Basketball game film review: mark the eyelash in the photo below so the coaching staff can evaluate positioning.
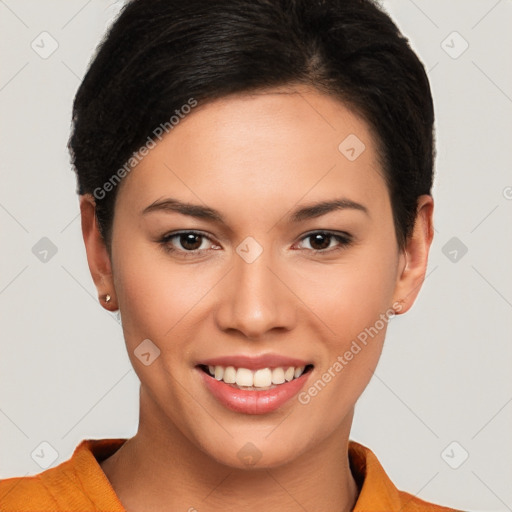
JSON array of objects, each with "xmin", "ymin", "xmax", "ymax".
[{"xmin": 158, "ymin": 230, "xmax": 353, "ymax": 258}]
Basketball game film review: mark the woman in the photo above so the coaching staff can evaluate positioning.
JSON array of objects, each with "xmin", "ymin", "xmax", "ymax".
[{"xmin": 0, "ymin": 0, "xmax": 464, "ymax": 510}]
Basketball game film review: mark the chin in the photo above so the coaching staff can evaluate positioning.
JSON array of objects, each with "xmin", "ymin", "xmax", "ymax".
[{"xmin": 194, "ymin": 426, "xmax": 313, "ymax": 471}]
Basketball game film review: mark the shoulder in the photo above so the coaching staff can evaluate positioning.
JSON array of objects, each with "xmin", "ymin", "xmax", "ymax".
[
  {"xmin": 396, "ymin": 489, "xmax": 465, "ymax": 512},
  {"xmin": 0, "ymin": 473, "xmax": 60, "ymax": 510},
  {"xmin": 0, "ymin": 438, "xmax": 127, "ymax": 511},
  {"xmin": 349, "ymin": 440, "xmax": 464, "ymax": 512}
]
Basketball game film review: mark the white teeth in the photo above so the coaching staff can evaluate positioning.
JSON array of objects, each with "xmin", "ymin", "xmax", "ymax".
[
  {"xmin": 204, "ymin": 364, "xmax": 310, "ymax": 389},
  {"xmin": 284, "ymin": 366, "xmax": 295, "ymax": 382},
  {"xmin": 235, "ymin": 368, "xmax": 253, "ymax": 387},
  {"xmin": 223, "ymin": 366, "xmax": 236, "ymax": 384},
  {"xmin": 271, "ymin": 367, "xmax": 285, "ymax": 385},
  {"xmin": 253, "ymin": 368, "xmax": 272, "ymax": 387}
]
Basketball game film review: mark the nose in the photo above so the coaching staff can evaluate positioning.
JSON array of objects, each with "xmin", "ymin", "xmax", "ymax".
[{"xmin": 214, "ymin": 243, "xmax": 297, "ymax": 340}]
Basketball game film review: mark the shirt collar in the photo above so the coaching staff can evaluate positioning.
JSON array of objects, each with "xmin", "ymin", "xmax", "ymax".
[
  {"xmin": 66, "ymin": 438, "xmax": 407, "ymax": 511},
  {"xmin": 348, "ymin": 440, "xmax": 404, "ymax": 510}
]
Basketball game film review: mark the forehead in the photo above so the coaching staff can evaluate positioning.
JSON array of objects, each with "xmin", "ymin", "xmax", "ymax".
[
  {"xmin": 167, "ymin": 86, "xmax": 374, "ymax": 158},
  {"xmin": 115, "ymin": 85, "xmax": 388, "ymax": 218}
]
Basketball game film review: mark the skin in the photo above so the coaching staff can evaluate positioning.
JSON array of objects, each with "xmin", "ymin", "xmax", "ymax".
[{"xmin": 80, "ymin": 84, "xmax": 434, "ymax": 512}]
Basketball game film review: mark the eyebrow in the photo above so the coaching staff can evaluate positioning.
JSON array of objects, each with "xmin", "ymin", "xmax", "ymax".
[{"xmin": 142, "ymin": 197, "xmax": 369, "ymax": 223}]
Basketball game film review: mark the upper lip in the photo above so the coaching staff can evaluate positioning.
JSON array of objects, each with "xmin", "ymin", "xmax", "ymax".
[{"xmin": 196, "ymin": 353, "xmax": 313, "ymax": 370}]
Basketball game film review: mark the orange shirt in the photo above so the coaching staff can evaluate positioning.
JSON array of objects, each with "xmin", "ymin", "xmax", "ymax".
[{"xmin": 0, "ymin": 438, "xmax": 462, "ymax": 511}]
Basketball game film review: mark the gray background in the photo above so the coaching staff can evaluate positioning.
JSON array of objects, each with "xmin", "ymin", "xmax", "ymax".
[{"xmin": 1, "ymin": 1, "xmax": 511, "ymax": 511}]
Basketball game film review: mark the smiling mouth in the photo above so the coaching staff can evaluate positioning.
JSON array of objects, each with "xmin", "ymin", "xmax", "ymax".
[{"xmin": 197, "ymin": 364, "xmax": 314, "ymax": 391}]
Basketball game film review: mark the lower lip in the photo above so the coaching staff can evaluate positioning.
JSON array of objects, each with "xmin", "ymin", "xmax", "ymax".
[{"xmin": 196, "ymin": 367, "xmax": 312, "ymax": 415}]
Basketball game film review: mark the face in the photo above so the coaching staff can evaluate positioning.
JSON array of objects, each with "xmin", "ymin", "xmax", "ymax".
[{"xmin": 82, "ymin": 85, "xmax": 432, "ymax": 470}]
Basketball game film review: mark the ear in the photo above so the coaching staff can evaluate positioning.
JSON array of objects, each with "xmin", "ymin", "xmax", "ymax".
[
  {"xmin": 392, "ymin": 194, "xmax": 434, "ymax": 315},
  {"xmin": 79, "ymin": 194, "xmax": 118, "ymax": 311}
]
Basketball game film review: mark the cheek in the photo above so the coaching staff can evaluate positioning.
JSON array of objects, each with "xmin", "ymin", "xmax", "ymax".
[
  {"xmin": 295, "ymin": 244, "xmax": 398, "ymax": 337},
  {"xmin": 112, "ymin": 241, "xmax": 175, "ymax": 341},
  {"xmin": 294, "ymin": 237, "xmax": 398, "ymax": 389},
  {"xmin": 294, "ymin": 252, "xmax": 397, "ymax": 423},
  {"xmin": 112, "ymin": 241, "xmax": 218, "ymax": 351}
]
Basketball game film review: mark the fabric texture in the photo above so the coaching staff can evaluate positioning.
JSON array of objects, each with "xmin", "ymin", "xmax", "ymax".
[{"xmin": 0, "ymin": 438, "xmax": 463, "ymax": 511}]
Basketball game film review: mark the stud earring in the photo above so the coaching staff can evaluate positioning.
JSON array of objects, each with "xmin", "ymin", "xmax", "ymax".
[{"xmin": 104, "ymin": 294, "xmax": 111, "ymax": 303}]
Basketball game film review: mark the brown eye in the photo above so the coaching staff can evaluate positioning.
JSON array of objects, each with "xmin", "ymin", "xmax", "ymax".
[
  {"xmin": 178, "ymin": 233, "xmax": 204, "ymax": 251},
  {"xmin": 298, "ymin": 231, "xmax": 352, "ymax": 253},
  {"xmin": 160, "ymin": 231, "xmax": 215, "ymax": 257},
  {"xmin": 308, "ymin": 233, "xmax": 333, "ymax": 251}
]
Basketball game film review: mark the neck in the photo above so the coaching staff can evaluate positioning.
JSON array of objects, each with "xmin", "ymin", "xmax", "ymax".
[{"xmin": 100, "ymin": 390, "xmax": 360, "ymax": 512}]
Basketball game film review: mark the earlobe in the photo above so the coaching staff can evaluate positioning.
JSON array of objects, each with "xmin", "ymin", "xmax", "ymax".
[
  {"xmin": 79, "ymin": 194, "xmax": 118, "ymax": 310},
  {"xmin": 392, "ymin": 195, "xmax": 434, "ymax": 315}
]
